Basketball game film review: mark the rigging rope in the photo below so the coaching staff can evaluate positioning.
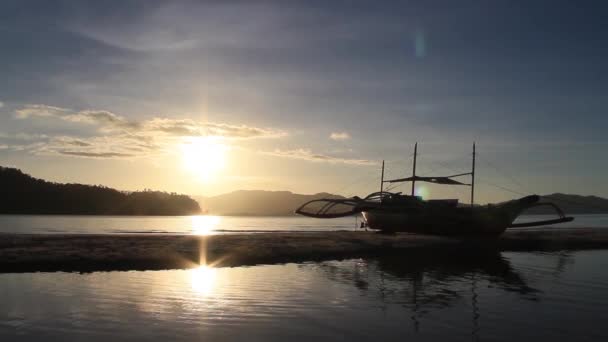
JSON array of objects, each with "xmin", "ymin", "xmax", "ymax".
[
  {"xmin": 476, "ymin": 153, "xmax": 529, "ymax": 194},
  {"xmin": 477, "ymin": 154, "xmax": 608, "ymax": 211},
  {"xmin": 326, "ymin": 147, "xmax": 604, "ymax": 211},
  {"xmin": 476, "ymin": 179, "xmax": 527, "ymax": 196},
  {"xmin": 340, "ymin": 153, "xmax": 417, "ymax": 197}
]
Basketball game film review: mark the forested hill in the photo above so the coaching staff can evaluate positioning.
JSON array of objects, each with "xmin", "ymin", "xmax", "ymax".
[
  {"xmin": 0, "ymin": 166, "xmax": 201, "ymax": 215},
  {"xmin": 196, "ymin": 190, "xmax": 608, "ymax": 216}
]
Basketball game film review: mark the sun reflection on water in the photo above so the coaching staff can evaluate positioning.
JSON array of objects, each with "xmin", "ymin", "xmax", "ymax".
[
  {"xmin": 191, "ymin": 215, "xmax": 220, "ymax": 235},
  {"xmin": 190, "ymin": 265, "xmax": 217, "ymax": 296}
]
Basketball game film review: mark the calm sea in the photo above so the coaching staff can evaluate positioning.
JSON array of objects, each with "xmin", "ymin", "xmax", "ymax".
[
  {"xmin": 0, "ymin": 214, "xmax": 606, "ymax": 234},
  {"xmin": 1, "ymin": 250, "xmax": 608, "ymax": 341},
  {"xmin": 2, "ymin": 215, "xmax": 607, "ymax": 340}
]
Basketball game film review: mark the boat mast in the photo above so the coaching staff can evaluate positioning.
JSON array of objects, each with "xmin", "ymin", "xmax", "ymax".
[
  {"xmin": 471, "ymin": 142, "xmax": 476, "ymax": 206},
  {"xmin": 411, "ymin": 142, "xmax": 418, "ymax": 196},
  {"xmin": 380, "ymin": 160, "xmax": 385, "ymax": 193}
]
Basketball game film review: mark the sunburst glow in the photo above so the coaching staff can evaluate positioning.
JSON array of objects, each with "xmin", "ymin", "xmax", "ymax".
[
  {"xmin": 190, "ymin": 265, "xmax": 217, "ymax": 296},
  {"xmin": 181, "ymin": 137, "xmax": 228, "ymax": 182},
  {"xmin": 191, "ymin": 215, "xmax": 220, "ymax": 235}
]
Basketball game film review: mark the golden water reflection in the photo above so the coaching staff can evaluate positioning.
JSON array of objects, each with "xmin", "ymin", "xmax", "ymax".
[
  {"xmin": 1, "ymin": 251, "xmax": 602, "ymax": 341},
  {"xmin": 190, "ymin": 265, "xmax": 217, "ymax": 296},
  {"xmin": 191, "ymin": 215, "xmax": 220, "ymax": 235}
]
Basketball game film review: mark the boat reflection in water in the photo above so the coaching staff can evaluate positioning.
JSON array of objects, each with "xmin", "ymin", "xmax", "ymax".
[{"xmin": 311, "ymin": 249, "xmax": 568, "ymax": 336}]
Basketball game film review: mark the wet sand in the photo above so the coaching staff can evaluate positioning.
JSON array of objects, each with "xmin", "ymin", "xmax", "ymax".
[{"xmin": 1, "ymin": 229, "xmax": 607, "ymax": 273}]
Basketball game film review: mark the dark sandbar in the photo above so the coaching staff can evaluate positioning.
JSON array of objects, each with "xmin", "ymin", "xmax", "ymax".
[{"xmin": 1, "ymin": 229, "xmax": 607, "ymax": 273}]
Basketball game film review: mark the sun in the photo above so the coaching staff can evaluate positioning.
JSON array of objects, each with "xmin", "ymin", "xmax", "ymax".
[{"xmin": 181, "ymin": 137, "xmax": 228, "ymax": 181}]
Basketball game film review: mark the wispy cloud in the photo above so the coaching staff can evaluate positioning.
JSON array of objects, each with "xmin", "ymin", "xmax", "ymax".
[
  {"xmin": 329, "ymin": 132, "xmax": 350, "ymax": 141},
  {"xmin": 58, "ymin": 151, "xmax": 135, "ymax": 158},
  {"xmin": 8, "ymin": 104, "xmax": 287, "ymax": 159},
  {"xmin": 15, "ymin": 104, "xmax": 69, "ymax": 119},
  {"xmin": 262, "ymin": 148, "xmax": 375, "ymax": 165},
  {"xmin": 15, "ymin": 104, "xmax": 285, "ymax": 139},
  {"xmin": 52, "ymin": 136, "xmax": 93, "ymax": 147},
  {"xmin": 0, "ymin": 133, "xmax": 49, "ymax": 141},
  {"xmin": 23, "ymin": 134, "xmax": 163, "ymax": 159},
  {"xmin": 143, "ymin": 118, "xmax": 285, "ymax": 139},
  {"xmin": 62, "ymin": 110, "xmax": 139, "ymax": 131}
]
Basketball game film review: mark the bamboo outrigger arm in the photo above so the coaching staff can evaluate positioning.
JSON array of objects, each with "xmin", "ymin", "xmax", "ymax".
[
  {"xmin": 508, "ymin": 202, "xmax": 574, "ymax": 228},
  {"xmin": 295, "ymin": 198, "xmax": 376, "ymax": 219}
]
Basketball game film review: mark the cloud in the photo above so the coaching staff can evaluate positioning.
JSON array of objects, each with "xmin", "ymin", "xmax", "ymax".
[
  {"xmin": 51, "ymin": 136, "xmax": 93, "ymax": 147},
  {"xmin": 0, "ymin": 133, "xmax": 49, "ymax": 141},
  {"xmin": 15, "ymin": 104, "xmax": 69, "ymax": 119},
  {"xmin": 0, "ymin": 101, "xmax": 4, "ymax": 109},
  {"xmin": 18, "ymin": 134, "xmax": 162, "ymax": 159},
  {"xmin": 15, "ymin": 104, "xmax": 285, "ymax": 139},
  {"xmin": 0, "ymin": 144, "xmax": 8, "ymax": 150},
  {"xmin": 330, "ymin": 132, "xmax": 350, "ymax": 141},
  {"xmin": 15, "ymin": 105, "xmax": 137, "ymax": 132},
  {"xmin": 143, "ymin": 118, "xmax": 285, "ymax": 139},
  {"xmin": 262, "ymin": 148, "xmax": 375, "ymax": 165},
  {"xmin": 58, "ymin": 151, "xmax": 135, "ymax": 158},
  {"xmin": 8, "ymin": 103, "xmax": 289, "ymax": 159},
  {"xmin": 63, "ymin": 110, "xmax": 139, "ymax": 131}
]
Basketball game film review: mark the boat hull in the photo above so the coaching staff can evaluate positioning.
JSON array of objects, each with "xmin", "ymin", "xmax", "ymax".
[
  {"xmin": 295, "ymin": 194, "xmax": 571, "ymax": 236},
  {"xmin": 362, "ymin": 195, "xmax": 540, "ymax": 236},
  {"xmin": 363, "ymin": 209, "xmax": 507, "ymax": 236}
]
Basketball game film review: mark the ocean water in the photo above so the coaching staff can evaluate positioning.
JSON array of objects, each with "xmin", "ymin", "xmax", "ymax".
[
  {"xmin": 0, "ymin": 214, "xmax": 605, "ymax": 234},
  {"xmin": 1, "ymin": 250, "xmax": 608, "ymax": 341}
]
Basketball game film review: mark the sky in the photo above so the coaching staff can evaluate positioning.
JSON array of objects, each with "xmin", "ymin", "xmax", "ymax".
[{"xmin": 1, "ymin": 0, "xmax": 607, "ymax": 203}]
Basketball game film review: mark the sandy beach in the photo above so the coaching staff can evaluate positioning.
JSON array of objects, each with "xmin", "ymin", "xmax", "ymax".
[{"xmin": 1, "ymin": 228, "xmax": 608, "ymax": 273}]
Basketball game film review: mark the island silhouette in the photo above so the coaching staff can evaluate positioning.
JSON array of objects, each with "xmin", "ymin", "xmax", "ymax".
[{"xmin": 0, "ymin": 166, "xmax": 200, "ymax": 215}]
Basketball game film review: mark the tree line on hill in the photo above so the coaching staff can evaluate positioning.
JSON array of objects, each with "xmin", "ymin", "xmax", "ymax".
[{"xmin": 0, "ymin": 166, "xmax": 201, "ymax": 215}]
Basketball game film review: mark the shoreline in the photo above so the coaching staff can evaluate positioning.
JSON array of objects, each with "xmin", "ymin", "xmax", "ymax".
[{"xmin": 1, "ymin": 229, "xmax": 608, "ymax": 273}]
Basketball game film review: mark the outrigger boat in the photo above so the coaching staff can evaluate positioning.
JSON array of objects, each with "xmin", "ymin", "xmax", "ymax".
[{"xmin": 296, "ymin": 143, "xmax": 573, "ymax": 236}]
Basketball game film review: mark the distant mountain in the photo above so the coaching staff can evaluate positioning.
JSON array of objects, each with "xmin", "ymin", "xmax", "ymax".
[
  {"xmin": 0, "ymin": 166, "xmax": 201, "ymax": 215},
  {"xmin": 196, "ymin": 190, "xmax": 345, "ymax": 216},
  {"xmin": 526, "ymin": 193, "xmax": 608, "ymax": 215},
  {"xmin": 197, "ymin": 190, "xmax": 608, "ymax": 216}
]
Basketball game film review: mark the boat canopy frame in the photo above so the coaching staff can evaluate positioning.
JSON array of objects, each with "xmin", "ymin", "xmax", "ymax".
[
  {"xmin": 381, "ymin": 143, "xmax": 476, "ymax": 205},
  {"xmin": 384, "ymin": 174, "xmax": 472, "ymax": 186}
]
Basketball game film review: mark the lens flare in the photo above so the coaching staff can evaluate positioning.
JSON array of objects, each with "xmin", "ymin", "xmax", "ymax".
[{"xmin": 415, "ymin": 185, "xmax": 429, "ymax": 199}]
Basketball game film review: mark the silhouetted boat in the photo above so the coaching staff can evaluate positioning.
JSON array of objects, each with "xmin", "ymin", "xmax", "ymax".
[{"xmin": 296, "ymin": 143, "xmax": 573, "ymax": 236}]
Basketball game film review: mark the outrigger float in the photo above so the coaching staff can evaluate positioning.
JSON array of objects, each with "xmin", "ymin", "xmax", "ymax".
[{"xmin": 296, "ymin": 143, "xmax": 573, "ymax": 236}]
